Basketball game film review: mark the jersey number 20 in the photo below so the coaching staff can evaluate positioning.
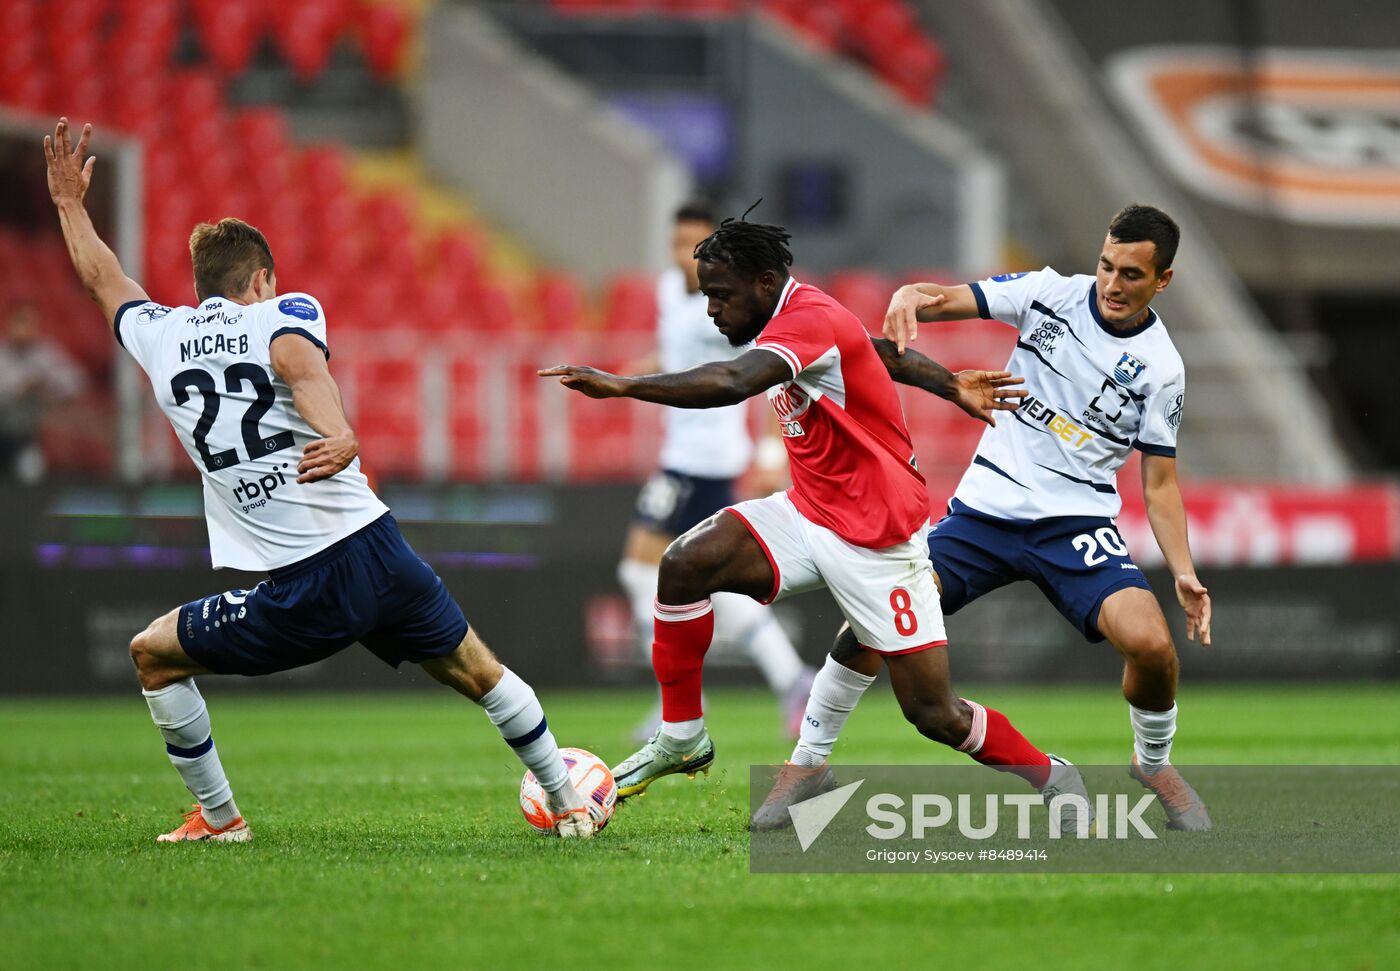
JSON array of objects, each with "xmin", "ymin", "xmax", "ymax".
[
  {"xmin": 171, "ymin": 364, "xmax": 294, "ymax": 472},
  {"xmin": 1071, "ymin": 527, "xmax": 1130, "ymax": 567}
]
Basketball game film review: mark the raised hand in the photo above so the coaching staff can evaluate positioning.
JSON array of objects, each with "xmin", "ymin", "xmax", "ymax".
[
  {"xmin": 950, "ymin": 370, "xmax": 1026, "ymax": 426},
  {"xmin": 538, "ymin": 365, "xmax": 631, "ymax": 399},
  {"xmin": 44, "ymin": 118, "xmax": 95, "ymax": 207},
  {"xmin": 883, "ymin": 285, "xmax": 945, "ymax": 355},
  {"xmin": 1174, "ymin": 573, "xmax": 1212, "ymax": 646}
]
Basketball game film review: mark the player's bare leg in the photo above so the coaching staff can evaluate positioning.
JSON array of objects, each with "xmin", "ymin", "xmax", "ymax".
[
  {"xmin": 884, "ymin": 646, "xmax": 1094, "ymax": 835},
  {"xmin": 759, "ymin": 573, "xmax": 1094, "ymax": 834},
  {"xmin": 612, "ymin": 511, "xmax": 775, "ymax": 798},
  {"xmin": 1098, "ymin": 587, "xmax": 1211, "ymax": 830},
  {"xmin": 619, "ymin": 522, "xmax": 812, "ymax": 741},
  {"xmin": 422, "ymin": 630, "xmax": 594, "ymax": 837},
  {"xmin": 784, "ymin": 572, "xmax": 939, "ymax": 772},
  {"xmin": 619, "ymin": 523, "xmax": 691, "ymax": 741},
  {"xmin": 129, "ymin": 610, "xmax": 249, "ymax": 843}
]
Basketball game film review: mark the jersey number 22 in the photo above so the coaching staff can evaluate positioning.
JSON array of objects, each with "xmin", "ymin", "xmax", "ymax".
[{"xmin": 171, "ymin": 364, "xmax": 294, "ymax": 471}]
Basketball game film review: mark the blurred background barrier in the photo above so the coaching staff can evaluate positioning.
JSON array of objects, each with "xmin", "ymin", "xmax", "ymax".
[{"xmin": 2, "ymin": 482, "xmax": 1396, "ymax": 694}]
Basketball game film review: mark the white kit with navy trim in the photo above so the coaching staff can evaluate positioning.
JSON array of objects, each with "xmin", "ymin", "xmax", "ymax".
[
  {"xmin": 955, "ymin": 268, "xmax": 1186, "ymax": 522},
  {"xmin": 114, "ymin": 292, "xmax": 387, "ymax": 571},
  {"xmin": 655, "ymin": 266, "xmax": 753, "ymax": 479}
]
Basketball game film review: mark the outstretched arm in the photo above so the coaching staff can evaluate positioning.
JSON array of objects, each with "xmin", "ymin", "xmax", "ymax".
[
  {"xmin": 1141, "ymin": 453, "xmax": 1211, "ymax": 645},
  {"xmin": 44, "ymin": 119, "xmax": 147, "ymax": 328},
  {"xmin": 872, "ymin": 337, "xmax": 1026, "ymax": 426},
  {"xmin": 269, "ymin": 334, "xmax": 359, "ymax": 483},
  {"xmin": 539, "ymin": 348, "xmax": 791, "ymax": 409},
  {"xmin": 883, "ymin": 283, "xmax": 981, "ymax": 353}
]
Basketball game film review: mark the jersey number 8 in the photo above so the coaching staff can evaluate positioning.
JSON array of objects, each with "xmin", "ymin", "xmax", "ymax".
[{"xmin": 171, "ymin": 364, "xmax": 294, "ymax": 472}]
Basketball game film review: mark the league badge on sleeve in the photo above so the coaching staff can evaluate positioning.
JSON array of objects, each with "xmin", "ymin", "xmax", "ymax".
[
  {"xmin": 1113, "ymin": 352, "xmax": 1148, "ymax": 385},
  {"xmin": 278, "ymin": 296, "xmax": 319, "ymax": 321},
  {"xmin": 1164, "ymin": 390, "xmax": 1185, "ymax": 430},
  {"xmin": 990, "ymin": 272, "xmax": 1030, "ymax": 282}
]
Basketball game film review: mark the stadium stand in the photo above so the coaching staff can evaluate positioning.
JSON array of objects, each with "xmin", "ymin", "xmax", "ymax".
[
  {"xmin": 1, "ymin": 0, "xmax": 995, "ymax": 485},
  {"xmin": 546, "ymin": 0, "xmax": 945, "ymax": 106}
]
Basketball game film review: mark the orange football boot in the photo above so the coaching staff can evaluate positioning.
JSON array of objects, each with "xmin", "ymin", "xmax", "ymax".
[{"xmin": 156, "ymin": 805, "xmax": 252, "ymax": 843}]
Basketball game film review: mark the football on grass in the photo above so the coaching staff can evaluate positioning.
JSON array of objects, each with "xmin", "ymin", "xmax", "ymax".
[{"xmin": 520, "ymin": 747, "xmax": 617, "ymax": 834}]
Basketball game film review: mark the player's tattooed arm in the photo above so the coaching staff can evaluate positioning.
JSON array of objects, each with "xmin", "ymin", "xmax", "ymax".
[
  {"xmin": 44, "ymin": 119, "xmax": 148, "ymax": 330},
  {"xmin": 871, "ymin": 338, "xmax": 1026, "ymax": 426},
  {"xmin": 540, "ymin": 349, "xmax": 791, "ymax": 408},
  {"xmin": 270, "ymin": 334, "xmax": 360, "ymax": 483},
  {"xmin": 1142, "ymin": 453, "xmax": 1212, "ymax": 645}
]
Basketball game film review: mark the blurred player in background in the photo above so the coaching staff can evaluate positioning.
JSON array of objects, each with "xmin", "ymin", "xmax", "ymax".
[
  {"xmin": 544, "ymin": 214, "xmax": 1096, "ymax": 833},
  {"xmin": 46, "ymin": 119, "xmax": 599, "ymax": 841},
  {"xmin": 0, "ymin": 300, "xmax": 85, "ymax": 482},
  {"xmin": 619, "ymin": 200, "xmax": 814, "ymax": 741},
  {"xmin": 762, "ymin": 205, "xmax": 1212, "ymax": 831}
]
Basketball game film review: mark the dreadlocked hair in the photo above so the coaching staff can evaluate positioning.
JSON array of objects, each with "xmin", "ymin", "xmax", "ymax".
[{"xmin": 693, "ymin": 217, "xmax": 794, "ymax": 278}]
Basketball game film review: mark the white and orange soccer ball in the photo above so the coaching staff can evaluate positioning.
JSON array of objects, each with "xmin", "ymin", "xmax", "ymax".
[{"xmin": 520, "ymin": 747, "xmax": 617, "ymax": 835}]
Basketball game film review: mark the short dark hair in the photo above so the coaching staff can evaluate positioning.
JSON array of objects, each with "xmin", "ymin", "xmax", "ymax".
[
  {"xmin": 675, "ymin": 199, "xmax": 715, "ymax": 225},
  {"xmin": 189, "ymin": 218, "xmax": 275, "ymax": 302},
  {"xmin": 1107, "ymin": 204, "xmax": 1180, "ymax": 273},
  {"xmin": 693, "ymin": 216, "xmax": 793, "ymax": 279}
]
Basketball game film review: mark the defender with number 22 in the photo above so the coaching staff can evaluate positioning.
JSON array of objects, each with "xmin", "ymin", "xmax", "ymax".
[{"xmin": 46, "ymin": 118, "xmax": 601, "ymax": 842}]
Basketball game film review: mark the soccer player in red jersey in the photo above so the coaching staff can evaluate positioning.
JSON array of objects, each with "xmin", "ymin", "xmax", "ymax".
[{"xmin": 542, "ymin": 215, "xmax": 1095, "ymax": 830}]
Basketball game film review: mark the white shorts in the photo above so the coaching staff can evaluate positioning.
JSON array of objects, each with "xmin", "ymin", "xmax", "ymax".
[{"xmin": 725, "ymin": 491, "xmax": 947, "ymax": 655}]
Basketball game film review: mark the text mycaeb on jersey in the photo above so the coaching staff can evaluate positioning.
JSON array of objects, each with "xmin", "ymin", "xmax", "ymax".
[{"xmin": 115, "ymin": 293, "xmax": 386, "ymax": 571}]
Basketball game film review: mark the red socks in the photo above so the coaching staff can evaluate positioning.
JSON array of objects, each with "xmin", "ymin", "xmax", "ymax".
[
  {"xmin": 957, "ymin": 698, "xmax": 1052, "ymax": 789},
  {"xmin": 651, "ymin": 599, "xmax": 715, "ymax": 722}
]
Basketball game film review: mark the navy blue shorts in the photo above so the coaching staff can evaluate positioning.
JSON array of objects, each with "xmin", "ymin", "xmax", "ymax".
[
  {"xmin": 927, "ymin": 499, "xmax": 1152, "ymax": 643},
  {"xmin": 177, "ymin": 513, "xmax": 469, "ymax": 676},
  {"xmin": 632, "ymin": 469, "xmax": 737, "ymax": 536}
]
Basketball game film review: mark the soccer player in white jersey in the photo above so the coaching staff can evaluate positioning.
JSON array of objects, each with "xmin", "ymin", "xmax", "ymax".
[
  {"xmin": 756, "ymin": 204, "xmax": 1213, "ymax": 831},
  {"xmin": 619, "ymin": 201, "xmax": 814, "ymax": 740},
  {"xmin": 45, "ymin": 118, "xmax": 600, "ymax": 841}
]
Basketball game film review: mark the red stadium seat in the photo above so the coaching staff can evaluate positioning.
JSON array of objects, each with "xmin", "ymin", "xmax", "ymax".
[
  {"xmin": 535, "ymin": 270, "xmax": 591, "ymax": 334},
  {"xmin": 447, "ymin": 356, "xmax": 489, "ymax": 480},
  {"xmin": 880, "ymin": 33, "xmax": 944, "ymax": 107},
  {"xmin": 343, "ymin": 357, "xmax": 423, "ymax": 479},
  {"xmin": 432, "ymin": 229, "xmax": 488, "ymax": 293},
  {"xmin": 850, "ymin": 0, "xmax": 917, "ymax": 60},
  {"xmin": 276, "ymin": 0, "xmax": 353, "ymax": 80},
  {"xmin": 601, "ymin": 273, "xmax": 658, "ymax": 333},
  {"xmin": 356, "ymin": 2, "xmax": 412, "ymax": 79},
  {"xmin": 191, "ymin": 0, "xmax": 266, "ymax": 74},
  {"xmin": 827, "ymin": 270, "xmax": 894, "ymax": 334}
]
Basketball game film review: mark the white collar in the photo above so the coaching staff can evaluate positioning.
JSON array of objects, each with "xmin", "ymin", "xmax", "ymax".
[{"xmin": 770, "ymin": 276, "xmax": 802, "ymax": 319}]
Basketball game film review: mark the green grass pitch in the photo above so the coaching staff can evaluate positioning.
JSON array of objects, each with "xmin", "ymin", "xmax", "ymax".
[{"xmin": 2, "ymin": 683, "xmax": 1397, "ymax": 971}]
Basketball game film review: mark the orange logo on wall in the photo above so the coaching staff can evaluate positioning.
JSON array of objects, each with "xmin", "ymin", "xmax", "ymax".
[{"xmin": 1109, "ymin": 47, "xmax": 1400, "ymax": 224}]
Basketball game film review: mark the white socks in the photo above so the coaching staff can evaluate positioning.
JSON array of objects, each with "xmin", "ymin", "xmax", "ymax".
[
  {"xmin": 618, "ymin": 558, "xmax": 660, "ymax": 649},
  {"xmin": 479, "ymin": 667, "xmax": 571, "ymax": 795},
  {"xmin": 660, "ymin": 717, "xmax": 704, "ymax": 743},
  {"xmin": 143, "ymin": 678, "xmax": 239, "ymax": 826},
  {"xmin": 711, "ymin": 592, "xmax": 805, "ymax": 696},
  {"xmin": 1130, "ymin": 702, "xmax": 1178, "ymax": 769},
  {"xmin": 791, "ymin": 656, "xmax": 876, "ymax": 767}
]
